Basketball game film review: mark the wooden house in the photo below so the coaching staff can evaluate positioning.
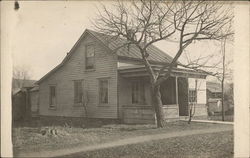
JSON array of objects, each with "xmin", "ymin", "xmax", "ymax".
[
  {"xmin": 12, "ymin": 79, "xmax": 38, "ymax": 121},
  {"xmin": 35, "ymin": 29, "xmax": 208, "ymax": 124}
]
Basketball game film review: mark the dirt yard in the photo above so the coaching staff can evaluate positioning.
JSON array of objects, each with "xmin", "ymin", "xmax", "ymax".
[
  {"xmin": 61, "ymin": 131, "xmax": 233, "ymax": 158},
  {"xmin": 12, "ymin": 121, "xmax": 233, "ymax": 157}
]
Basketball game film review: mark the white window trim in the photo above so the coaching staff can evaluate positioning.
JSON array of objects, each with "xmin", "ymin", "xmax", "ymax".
[
  {"xmin": 85, "ymin": 44, "xmax": 95, "ymax": 70},
  {"xmin": 73, "ymin": 79, "xmax": 84, "ymax": 106},
  {"xmin": 98, "ymin": 77, "xmax": 110, "ymax": 106},
  {"xmin": 49, "ymin": 85, "xmax": 57, "ymax": 110}
]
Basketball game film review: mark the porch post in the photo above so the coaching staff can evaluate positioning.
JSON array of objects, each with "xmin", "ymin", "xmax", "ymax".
[{"xmin": 175, "ymin": 76, "xmax": 179, "ymax": 116}]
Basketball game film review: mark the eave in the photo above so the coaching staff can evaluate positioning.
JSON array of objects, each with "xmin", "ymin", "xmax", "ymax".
[{"xmin": 118, "ymin": 65, "xmax": 207, "ymax": 79}]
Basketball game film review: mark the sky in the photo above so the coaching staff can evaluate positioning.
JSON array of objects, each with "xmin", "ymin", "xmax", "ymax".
[{"xmin": 2, "ymin": 1, "xmax": 233, "ymax": 81}]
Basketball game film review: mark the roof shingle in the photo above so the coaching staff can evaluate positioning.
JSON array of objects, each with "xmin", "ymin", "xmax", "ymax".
[{"xmin": 87, "ymin": 29, "xmax": 175, "ymax": 64}]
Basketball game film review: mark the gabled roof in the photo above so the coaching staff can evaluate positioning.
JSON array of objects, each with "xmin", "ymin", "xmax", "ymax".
[
  {"xmin": 37, "ymin": 29, "xmax": 176, "ymax": 84},
  {"xmin": 12, "ymin": 79, "xmax": 38, "ymax": 95},
  {"xmin": 87, "ymin": 30, "xmax": 174, "ymax": 64},
  {"xmin": 30, "ymin": 86, "xmax": 39, "ymax": 92},
  {"xmin": 12, "ymin": 88, "xmax": 22, "ymax": 95},
  {"xmin": 12, "ymin": 78, "xmax": 37, "ymax": 89},
  {"xmin": 12, "ymin": 78, "xmax": 37, "ymax": 94}
]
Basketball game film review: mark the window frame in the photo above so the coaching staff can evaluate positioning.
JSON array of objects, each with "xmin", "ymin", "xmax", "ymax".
[
  {"xmin": 188, "ymin": 89, "xmax": 197, "ymax": 103},
  {"xmin": 131, "ymin": 80, "xmax": 146, "ymax": 105},
  {"xmin": 85, "ymin": 44, "xmax": 95, "ymax": 70},
  {"xmin": 74, "ymin": 80, "xmax": 84, "ymax": 104},
  {"xmin": 49, "ymin": 85, "xmax": 56, "ymax": 109},
  {"xmin": 98, "ymin": 78, "xmax": 109, "ymax": 105}
]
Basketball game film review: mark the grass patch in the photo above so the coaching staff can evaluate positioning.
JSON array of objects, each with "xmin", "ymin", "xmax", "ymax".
[
  {"xmin": 208, "ymin": 115, "xmax": 234, "ymax": 122},
  {"xmin": 62, "ymin": 131, "xmax": 233, "ymax": 158},
  {"xmin": 12, "ymin": 121, "xmax": 233, "ymax": 156}
]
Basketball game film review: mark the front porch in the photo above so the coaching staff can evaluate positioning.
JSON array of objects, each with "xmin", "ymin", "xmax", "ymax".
[
  {"xmin": 118, "ymin": 65, "xmax": 207, "ymax": 124},
  {"xmin": 122, "ymin": 105, "xmax": 179, "ymax": 124}
]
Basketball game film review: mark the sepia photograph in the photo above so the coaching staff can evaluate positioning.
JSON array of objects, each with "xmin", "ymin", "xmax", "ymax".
[{"xmin": 1, "ymin": 0, "xmax": 249, "ymax": 157}]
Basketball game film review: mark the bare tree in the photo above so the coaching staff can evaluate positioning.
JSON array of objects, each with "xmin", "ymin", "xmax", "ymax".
[
  {"xmin": 94, "ymin": 0, "xmax": 233, "ymax": 127},
  {"xmin": 83, "ymin": 90, "xmax": 89, "ymax": 118},
  {"xmin": 221, "ymin": 37, "xmax": 226, "ymax": 121},
  {"xmin": 218, "ymin": 36, "xmax": 233, "ymax": 121},
  {"xmin": 182, "ymin": 19, "xmax": 233, "ymax": 123},
  {"xmin": 13, "ymin": 65, "xmax": 32, "ymax": 89}
]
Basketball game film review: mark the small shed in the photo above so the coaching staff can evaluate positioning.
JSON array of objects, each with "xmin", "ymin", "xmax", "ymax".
[
  {"xmin": 12, "ymin": 89, "xmax": 26, "ymax": 121},
  {"xmin": 12, "ymin": 80, "xmax": 39, "ymax": 121}
]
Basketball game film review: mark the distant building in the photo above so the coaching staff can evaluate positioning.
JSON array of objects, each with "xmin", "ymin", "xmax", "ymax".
[
  {"xmin": 12, "ymin": 79, "xmax": 38, "ymax": 121},
  {"xmin": 206, "ymin": 81, "xmax": 222, "ymax": 99},
  {"xmin": 207, "ymin": 81, "xmax": 224, "ymax": 114},
  {"xmin": 12, "ymin": 78, "xmax": 37, "ymax": 93}
]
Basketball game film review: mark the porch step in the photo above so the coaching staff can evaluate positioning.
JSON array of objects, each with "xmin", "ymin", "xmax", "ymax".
[{"xmin": 179, "ymin": 116, "xmax": 189, "ymax": 120}]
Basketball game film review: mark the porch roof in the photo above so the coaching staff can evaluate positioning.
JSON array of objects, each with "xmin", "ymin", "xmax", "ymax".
[{"xmin": 118, "ymin": 65, "xmax": 207, "ymax": 79}]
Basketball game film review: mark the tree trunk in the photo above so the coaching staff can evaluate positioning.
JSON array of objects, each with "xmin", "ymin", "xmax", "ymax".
[
  {"xmin": 221, "ymin": 78, "xmax": 225, "ymax": 121},
  {"xmin": 221, "ymin": 37, "xmax": 226, "ymax": 121},
  {"xmin": 188, "ymin": 79, "xmax": 197, "ymax": 124},
  {"xmin": 151, "ymin": 85, "xmax": 165, "ymax": 128}
]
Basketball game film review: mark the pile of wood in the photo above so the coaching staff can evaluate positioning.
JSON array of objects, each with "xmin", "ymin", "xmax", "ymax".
[{"xmin": 40, "ymin": 127, "xmax": 57, "ymax": 136}]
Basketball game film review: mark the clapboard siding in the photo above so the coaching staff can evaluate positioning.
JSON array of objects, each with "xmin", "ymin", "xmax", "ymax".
[
  {"xmin": 122, "ymin": 105, "xmax": 179, "ymax": 124},
  {"xmin": 30, "ymin": 91, "xmax": 39, "ymax": 113},
  {"xmin": 192, "ymin": 104, "xmax": 208, "ymax": 116},
  {"xmin": 188, "ymin": 78, "xmax": 207, "ymax": 116},
  {"xmin": 188, "ymin": 78, "xmax": 207, "ymax": 104},
  {"xmin": 122, "ymin": 106, "xmax": 156, "ymax": 124},
  {"xmin": 39, "ymin": 33, "xmax": 118, "ymax": 118}
]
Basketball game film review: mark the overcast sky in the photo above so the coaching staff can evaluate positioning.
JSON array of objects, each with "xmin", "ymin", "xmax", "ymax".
[{"xmin": 2, "ymin": 1, "xmax": 233, "ymax": 80}]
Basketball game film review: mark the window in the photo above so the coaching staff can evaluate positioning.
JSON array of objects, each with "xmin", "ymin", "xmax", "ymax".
[
  {"xmin": 86, "ymin": 45, "xmax": 95, "ymax": 69},
  {"xmin": 49, "ymin": 86, "xmax": 56, "ymax": 107},
  {"xmin": 132, "ymin": 81, "xmax": 145, "ymax": 104},
  {"xmin": 74, "ymin": 80, "xmax": 83, "ymax": 103},
  {"xmin": 189, "ymin": 90, "xmax": 197, "ymax": 103},
  {"xmin": 99, "ymin": 79, "xmax": 108, "ymax": 104}
]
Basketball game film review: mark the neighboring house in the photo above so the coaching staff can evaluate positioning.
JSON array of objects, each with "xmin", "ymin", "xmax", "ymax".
[
  {"xmin": 12, "ymin": 78, "xmax": 38, "ymax": 121},
  {"xmin": 206, "ymin": 81, "xmax": 223, "ymax": 114},
  {"xmin": 12, "ymin": 78, "xmax": 37, "ymax": 94},
  {"xmin": 206, "ymin": 81, "xmax": 222, "ymax": 99},
  {"xmin": 206, "ymin": 81, "xmax": 234, "ymax": 115},
  {"xmin": 35, "ymin": 29, "xmax": 208, "ymax": 124},
  {"xmin": 12, "ymin": 88, "xmax": 27, "ymax": 121}
]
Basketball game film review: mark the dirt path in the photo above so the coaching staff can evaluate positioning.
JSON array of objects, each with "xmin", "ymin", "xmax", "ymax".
[{"xmin": 17, "ymin": 126, "xmax": 232, "ymax": 158}]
